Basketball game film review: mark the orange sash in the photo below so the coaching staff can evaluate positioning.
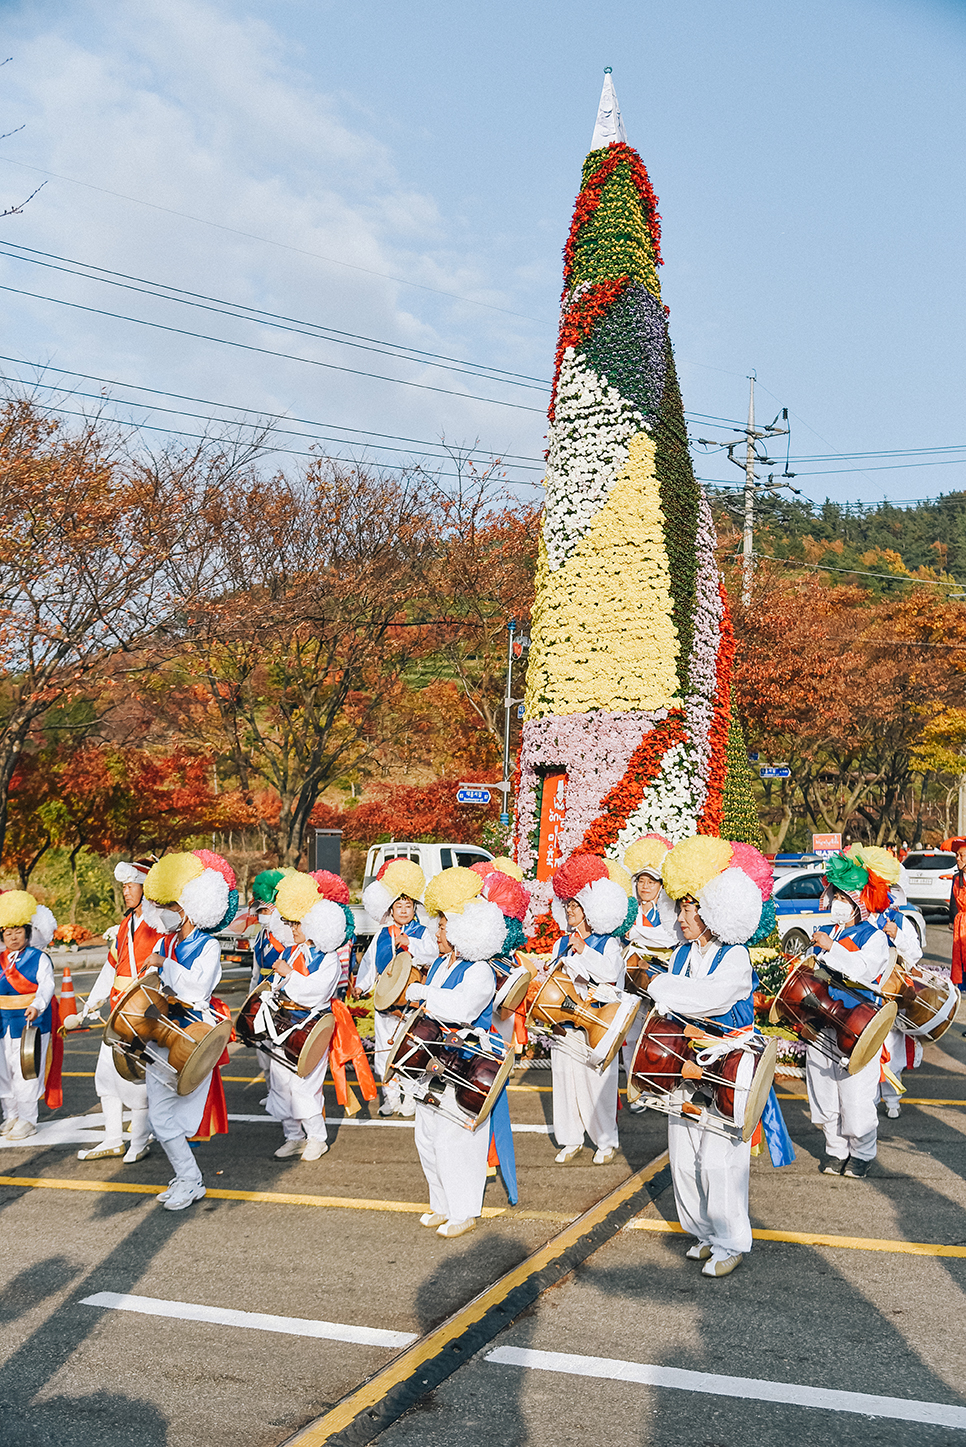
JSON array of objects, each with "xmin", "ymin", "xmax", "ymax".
[{"xmin": 328, "ymin": 998, "xmax": 377, "ymax": 1115}]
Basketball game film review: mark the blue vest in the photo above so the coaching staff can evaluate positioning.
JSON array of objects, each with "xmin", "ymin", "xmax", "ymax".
[
  {"xmin": 553, "ymin": 932, "xmax": 612, "ymax": 964},
  {"xmin": 668, "ymin": 943, "xmax": 755, "ymax": 1029},
  {"xmin": 161, "ymin": 930, "xmax": 217, "ymax": 1025},
  {"xmin": 375, "ymin": 920, "xmax": 429, "ymax": 976},
  {"xmin": 253, "ymin": 929, "xmax": 286, "ymax": 985},
  {"xmin": 0, "ymin": 947, "xmax": 53, "ymax": 1037},
  {"xmin": 811, "ymin": 919, "xmax": 880, "ymax": 1005},
  {"xmin": 426, "ymin": 954, "xmax": 495, "ymax": 1032}
]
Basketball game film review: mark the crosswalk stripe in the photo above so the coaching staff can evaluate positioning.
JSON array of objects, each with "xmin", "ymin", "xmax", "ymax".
[{"xmin": 81, "ymin": 1292, "xmax": 416, "ymax": 1348}]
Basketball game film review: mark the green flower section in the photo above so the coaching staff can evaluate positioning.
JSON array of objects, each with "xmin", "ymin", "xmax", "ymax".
[
  {"xmin": 653, "ymin": 345, "xmax": 700, "ymax": 692},
  {"xmin": 570, "ymin": 154, "xmax": 661, "ymax": 298},
  {"xmin": 721, "ymin": 706, "xmax": 766, "ymax": 850},
  {"xmin": 581, "ymin": 283, "xmax": 668, "ymax": 429}
]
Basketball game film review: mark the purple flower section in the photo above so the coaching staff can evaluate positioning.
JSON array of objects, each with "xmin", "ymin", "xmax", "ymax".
[
  {"xmin": 686, "ymin": 491, "xmax": 725, "ymax": 815},
  {"xmin": 516, "ymin": 707, "xmax": 669, "ymax": 882},
  {"xmin": 582, "ymin": 283, "xmax": 668, "ymax": 429}
]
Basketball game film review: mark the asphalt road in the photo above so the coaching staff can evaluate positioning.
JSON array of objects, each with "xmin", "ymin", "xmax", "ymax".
[{"xmin": 1, "ymin": 922, "xmax": 964, "ymax": 1446}]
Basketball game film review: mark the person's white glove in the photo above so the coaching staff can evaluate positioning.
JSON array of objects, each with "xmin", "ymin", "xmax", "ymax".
[{"xmin": 405, "ymin": 984, "xmax": 427, "ymax": 1004}]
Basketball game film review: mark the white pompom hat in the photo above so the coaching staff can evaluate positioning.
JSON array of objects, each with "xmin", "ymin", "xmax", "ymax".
[{"xmin": 444, "ymin": 897, "xmax": 508, "ymax": 962}]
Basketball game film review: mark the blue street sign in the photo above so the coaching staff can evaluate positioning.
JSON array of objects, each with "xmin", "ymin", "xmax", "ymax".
[
  {"xmin": 747, "ymin": 751, "xmax": 760, "ymax": 762},
  {"xmin": 517, "ymin": 703, "xmax": 525, "ymax": 719},
  {"xmin": 457, "ymin": 787, "xmax": 491, "ymax": 805},
  {"xmin": 759, "ymin": 766, "xmax": 791, "ymax": 779}
]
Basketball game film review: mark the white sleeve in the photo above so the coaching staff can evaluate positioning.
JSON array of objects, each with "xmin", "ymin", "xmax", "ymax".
[
  {"xmin": 649, "ymin": 945, "xmax": 752, "ymax": 1018},
  {"xmin": 564, "ymin": 936, "xmax": 623, "ymax": 987},
  {"xmin": 283, "ymin": 952, "xmax": 342, "ymax": 1008},
  {"xmin": 421, "ymin": 961, "xmax": 495, "ymax": 1025},
  {"xmin": 894, "ymin": 919, "xmax": 923, "ymax": 968},
  {"xmin": 34, "ymin": 953, "xmax": 55, "ymax": 1015},
  {"xmin": 407, "ymin": 928, "xmax": 440, "ymax": 967},
  {"xmin": 85, "ymin": 959, "xmax": 116, "ymax": 1011},
  {"xmin": 627, "ymin": 916, "xmax": 681, "ymax": 950},
  {"xmin": 822, "ymin": 929, "xmax": 890, "ymax": 987},
  {"xmin": 163, "ymin": 937, "xmax": 222, "ymax": 1005},
  {"xmin": 354, "ymin": 935, "xmax": 379, "ymax": 995}
]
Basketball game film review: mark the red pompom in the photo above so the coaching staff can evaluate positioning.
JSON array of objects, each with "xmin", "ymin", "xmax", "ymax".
[
  {"xmin": 861, "ymin": 873, "xmax": 891, "ymax": 916},
  {"xmin": 311, "ymin": 869, "xmax": 350, "ymax": 905},
  {"xmin": 192, "ymin": 849, "xmax": 237, "ymax": 891},
  {"xmin": 552, "ymin": 852, "xmax": 608, "ymax": 901},
  {"xmin": 483, "ymin": 871, "xmax": 531, "ymax": 921},
  {"xmin": 470, "ymin": 860, "xmax": 492, "ymax": 879}
]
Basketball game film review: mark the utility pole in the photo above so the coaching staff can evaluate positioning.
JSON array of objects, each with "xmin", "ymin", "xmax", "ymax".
[{"xmin": 741, "ymin": 377, "xmax": 757, "ymax": 607}]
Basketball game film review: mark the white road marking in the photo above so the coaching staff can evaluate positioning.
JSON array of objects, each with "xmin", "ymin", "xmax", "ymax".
[
  {"xmin": 81, "ymin": 1292, "xmax": 417, "ymax": 1348},
  {"xmin": 226, "ymin": 1113, "xmax": 552, "ymax": 1133},
  {"xmin": 485, "ymin": 1346, "xmax": 966, "ymax": 1429}
]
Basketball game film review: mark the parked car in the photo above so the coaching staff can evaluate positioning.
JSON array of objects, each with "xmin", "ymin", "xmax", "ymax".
[
  {"xmin": 899, "ymin": 850, "xmax": 957, "ymax": 912},
  {"xmin": 771, "ymin": 866, "xmax": 927, "ymax": 956},
  {"xmin": 350, "ymin": 841, "xmax": 495, "ymax": 950},
  {"xmin": 772, "ymin": 852, "xmax": 826, "ymax": 874}
]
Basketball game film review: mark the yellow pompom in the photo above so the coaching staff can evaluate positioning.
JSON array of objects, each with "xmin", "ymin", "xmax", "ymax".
[
  {"xmin": 381, "ymin": 859, "xmax": 426, "ymax": 902},
  {"xmin": 662, "ymin": 836, "xmax": 734, "ymax": 900},
  {"xmin": 488, "ymin": 856, "xmax": 524, "ymax": 882},
  {"xmin": 606, "ymin": 860, "xmax": 634, "ymax": 895},
  {"xmin": 854, "ymin": 845, "xmax": 902, "ymax": 886},
  {"xmin": 424, "ymin": 867, "xmax": 483, "ymax": 917},
  {"xmin": 623, "ymin": 836, "xmax": 670, "ymax": 878},
  {"xmin": 275, "ymin": 872, "xmax": 324, "ymax": 923},
  {"xmin": 0, "ymin": 890, "xmax": 39, "ymax": 928},
  {"xmin": 144, "ymin": 853, "xmax": 204, "ymax": 905}
]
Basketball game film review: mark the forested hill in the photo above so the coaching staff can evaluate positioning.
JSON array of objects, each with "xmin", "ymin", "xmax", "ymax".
[{"xmin": 710, "ymin": 488, "xmax": 966, "ymax": 585}]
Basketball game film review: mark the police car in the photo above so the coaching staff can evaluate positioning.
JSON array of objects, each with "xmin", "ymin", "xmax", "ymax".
[{"xmin": 771, "ymin": 867, "xmax": 927, "ymax": 955}]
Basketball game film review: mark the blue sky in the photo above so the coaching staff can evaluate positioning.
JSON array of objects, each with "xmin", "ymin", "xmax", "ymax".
[{"xmin": 0, "ymin": 0, "xmax": 963, "ymax": 508}]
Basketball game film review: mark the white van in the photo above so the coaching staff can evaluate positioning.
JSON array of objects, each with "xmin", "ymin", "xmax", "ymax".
[{"xmin": 899, "ymin": 850, "xmax": 957, "ymax": 911}]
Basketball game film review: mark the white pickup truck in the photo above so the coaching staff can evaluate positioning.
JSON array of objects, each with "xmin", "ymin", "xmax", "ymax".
[{"xmin": 349, "ymin": 840, "xmax": 494, "ymax": 949}]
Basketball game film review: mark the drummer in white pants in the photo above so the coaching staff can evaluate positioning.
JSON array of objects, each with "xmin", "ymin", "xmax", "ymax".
[
  {"xmin": 871, "ymin": 894, "xmax": 923, "ymax": 1119},
  {"xmin": 547, "ymin": 855, "xmax": 631, "ymax": 1167},
  {"xmin": 267, "ymin": 870, "xmax": 352, "ymax": 1161},
  {"xmin": 142, "ymin": 852, "xmax": 235, "ymax": 1212},
  {"xmin": 357, "ymin": 859, "xmax": 435, "ymax": 1118},
  {"xmin": 0, "ymin": 894, "xmax": 58, "ymax": 1140},
  {"xmin": 650, "ymin": 841, "xmax": 768, "ymax": 1279},
  {"xmin": 404, "ymin": 875, "xmax": 506, "ymax": 1238},
  {"xmin": 77, "ymin": 860, "xmax": 175, "ymax": 1163},
  {"xmin": 621, "ymin": 835, "xmax": 682, "ymax": 1106},
  {"xmin": 805, "ymin": 865, "xmax": 890, "ymax": 1179}
]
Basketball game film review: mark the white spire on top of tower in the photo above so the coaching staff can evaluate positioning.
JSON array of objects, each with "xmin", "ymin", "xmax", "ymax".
[{"xmin": 591, "ymin": 67, "xmax": 627, "ymax": 149}]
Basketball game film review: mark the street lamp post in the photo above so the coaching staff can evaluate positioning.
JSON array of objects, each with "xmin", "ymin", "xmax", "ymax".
[{"xmin": 499, "ymin": 619, "xmax": 517, "ymax": 828}]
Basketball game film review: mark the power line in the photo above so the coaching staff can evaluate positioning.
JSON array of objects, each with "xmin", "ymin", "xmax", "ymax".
[{"xmin": 752, "ymin": 551, "xmax": 959, "ymax": 588}]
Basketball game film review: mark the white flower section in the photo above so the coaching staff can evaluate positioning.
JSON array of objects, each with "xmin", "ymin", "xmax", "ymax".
[
  {"xmin": 611, "ymin": 741, "xmax": 701, "ymax": 854},
  {"xmin": 542, "ymin": 348, "xmax": 644, "ymax": 572}
]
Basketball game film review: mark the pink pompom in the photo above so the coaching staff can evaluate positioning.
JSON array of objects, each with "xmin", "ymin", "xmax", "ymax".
[
  {"xmin": 311, "ymin": 869, "xmax": 350, "ymax": 905},
  {"xmin": 470, "ymin": 860, "xmax": 493, "ymax": 880},
  {"xmin": 728, "ymin": 842, "xmax": 773, "ymax": 901},
  {"xmin": 192, "ymin": 849, "xmax": 236, "ymax": 891},
  {"xmin": 483, "ymin": 870, "xmax": 531, "ymax": 921},
  {"xmin": 552, "ymin": 852, "xmax": 608, "ymax": 901}
]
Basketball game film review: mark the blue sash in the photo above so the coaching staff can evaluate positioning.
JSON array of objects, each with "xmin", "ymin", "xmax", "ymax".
[
  {"xmin": 0, "ymin": 947, "xmax": 52, "ymax": 1037},
  {"xmin": 375, "ymin": 920, "xmax": 428, "ymax": 976},
  {"xmin": 668, "ymin": 944, "xmax": 755, "ymax": 1029}
]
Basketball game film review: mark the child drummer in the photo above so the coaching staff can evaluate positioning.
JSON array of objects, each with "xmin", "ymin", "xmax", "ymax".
[
  {"xmin": 805, "ymin": 850, "xmax": 890, "ymax": 1179},
  {"xmin": 547, "ymin": 853, "xmax": 632, "ymax": 1167},
  {"xmin": 356, "ymin": 860, "xmax": 437, "ymax": 1117},
  {"xmin": 650, "ymin": 836, "xmax": 769, "ymax": 1279},
  {"xmin": 266, "ymin": 872, "xmax": 355, "ymax": 1161}
]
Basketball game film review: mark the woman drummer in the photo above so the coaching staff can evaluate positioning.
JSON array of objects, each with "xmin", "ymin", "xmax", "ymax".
[
  {"xmin": 805, "ymin": 850, "xmax": 890, "ymax": 1179},
  {"xmin": 651, "ymin": 836, "xmax": 767, "ymax": 1279},
  {"xmin": 547, "ymin": 854, "xmax": 632, "ymax": 1167},
  {"xmin": 0, "ymin": 892, "xmax": 58, "ymax": 1140},
  {"xmin": 621, "ymin": 835, "xmax": 682, "ymax": 1109},
  {"xmin": 405, "ymin": 865, "xmax": 507, "ymax": 1238},
  {"xmin": 141, "ymin": 852, "xmax": 237, "ymax": 1212},
  {"xmin": 357, "ymin": 859, "xmax": 437, "ymax": 1118}
]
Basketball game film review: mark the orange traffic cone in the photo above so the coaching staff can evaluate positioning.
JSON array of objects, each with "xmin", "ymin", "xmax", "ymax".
[{"xmin": 60, "ymin": 966, "xmax": 77, "ymax": 1015}]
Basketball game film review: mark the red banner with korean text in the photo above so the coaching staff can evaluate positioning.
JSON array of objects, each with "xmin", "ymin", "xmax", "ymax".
[{"xmin": 536, "ymin": 772, "xmax": 568, "ymax": 881}]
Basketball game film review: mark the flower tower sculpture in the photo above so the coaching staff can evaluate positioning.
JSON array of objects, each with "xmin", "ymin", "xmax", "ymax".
[{"xmin": 515, "ymin": 71, "xmax": 763, "ymax": 935}]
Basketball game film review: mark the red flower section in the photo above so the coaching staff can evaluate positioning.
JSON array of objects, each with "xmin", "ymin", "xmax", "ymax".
[
  {"xmin": 527, "ymin": 910, "xmax": 563, "ymax": 953},
  {"xmin": 580, "ymin": 713, "xmax": 688, "ymax": 857},
  {"xmin": 552, "ymin": 851, "xmax": 609, "ymax": 901},
  {"xmin": 562, "ymin": 142, "xmax": 663, "ymax": 289},
  {"xmin": 548, "ymin": 276, "xmax": 630, "ymax": 423},
  {"xmin": 311, "ymin": 869, "xmax": 350, "ymax": 905},
  {"xmin": 697, "ymin": 583, "xmax": 735, "ymax": 836}
]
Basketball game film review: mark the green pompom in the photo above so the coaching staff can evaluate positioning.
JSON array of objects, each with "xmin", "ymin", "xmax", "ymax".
[
  {"xmin": 825, "ymin": 852, "xmax": 868, "ymax": 895},
  {"xmin": 252, "ymin": 869, "xmax": 285, "ymax": 904}
]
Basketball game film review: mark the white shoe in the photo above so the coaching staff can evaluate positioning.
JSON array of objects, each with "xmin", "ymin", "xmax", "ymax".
[
  {"xmin": 302, "ymin": 1139, "xmax": 328, "ymax": 1161},
  {"xmin": 702, "ymin": 1252, "xmax": 743, "ymax": 1278},
  {"xmin": 629, "ymin": 1099, "xmax": 647, "ymax": 1114},
  {"xmin": 124, "ymin": 1144, "xmax": 151, "ymax": 1164},
  {"xmin": 156, "ymin": 1177, "xmax": 178, "ymax": 1203},
  {"xmin": 76, "ymin": 1143, "xmax": 125, "ymax": 1161},
  {"xmin": 0, "ymin": 1117, "xmax": 18, "ymax": 1137},
  {"xmin": 6, "ymin": 1120, "xmax": 37, "ymax": 1141},
  {"xmin": 378, "ymin": 1100, "xmax": 398, "ymax": 1117},
  {"xmin": 161, "ymin": 1181, "xmax": 206, "ymax": 1212},
  {"xmin": 274, "ymin": 1138, "xmax": 305, "ymax": 1158},
  {"xmin": 593, "ymin": 1146, "xmax": 617, "ymax": 1165},
  {"xmin": 399, "ymin": 1102, "xmax": 416, "ymax": 1118},
  {"xmin": 555, "ymin": 1144, "xmax": 583, "ymax": 1164},
  {"xmin": 886, "ymin": 1104, "xmax": 901, "ymax": 1119},
  {"xmin": 420, "ymin": 1212, "xmax": 447, "ymax": 1228},
  {"xmin": 686, "ymin": 1243, "xmax": 712, "ymax": 1261},
  {"xmin": 437, "ymin": 1217, "xmax": 476, "ymax": 1238}
]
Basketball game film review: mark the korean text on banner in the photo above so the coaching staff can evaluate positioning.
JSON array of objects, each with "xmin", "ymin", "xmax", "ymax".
[{"xmin": 536, "ymin": 773, "xmax": 568, "ymax": 882}]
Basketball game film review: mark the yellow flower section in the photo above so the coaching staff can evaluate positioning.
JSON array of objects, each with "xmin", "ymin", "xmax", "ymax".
[{"xmin": 524, "ymin": 431, "xmax": 679, "ymax": 718}]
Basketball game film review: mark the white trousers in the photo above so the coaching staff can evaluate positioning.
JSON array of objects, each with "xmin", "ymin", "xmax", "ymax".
[
  {"xmin": 414, "ymin": 1087, "xmax": 489, "ymax": 1222},
  {"xmin": 159, "ymin": 1130, "xmax": 203, "ymax": 1190},
  {"xmin": 668, "ymin": 1110, "xmax": 752, "ymax": 1257},
  {"xmin": 266, "ymin": 1048, "xmax": 329, "ymax": 1143},
  {"xmin": 806, "ymin": 1034, "xmax": 879, "ymax": 1162},
  {"xmin": 551, "ymin": 1042, "xmax": 619, "ymax": 1151},
  {"xmin": 0, "ymin": 1032, "xmax": 48, "ymax": 1126},
  {"xmin": 93, "ymin": 1041, "xmax": 149, "ymax": 1149},
  {"xmin": 146, "ymin": 1051, "xmax": 211, "ymax": 1141},
  {"xmin": 877, "ymin": 1028, "xmax": 920, "ymax": 1106},
  {"xmin": 374, "ymin": 1010, "xmax": 415, "ymax": 1110}
]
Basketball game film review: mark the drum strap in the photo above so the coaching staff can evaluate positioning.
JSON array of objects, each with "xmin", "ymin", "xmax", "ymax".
[{"xmin": 693, "ymin": 1028, "xmax": 757, "ymax": 1066}]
